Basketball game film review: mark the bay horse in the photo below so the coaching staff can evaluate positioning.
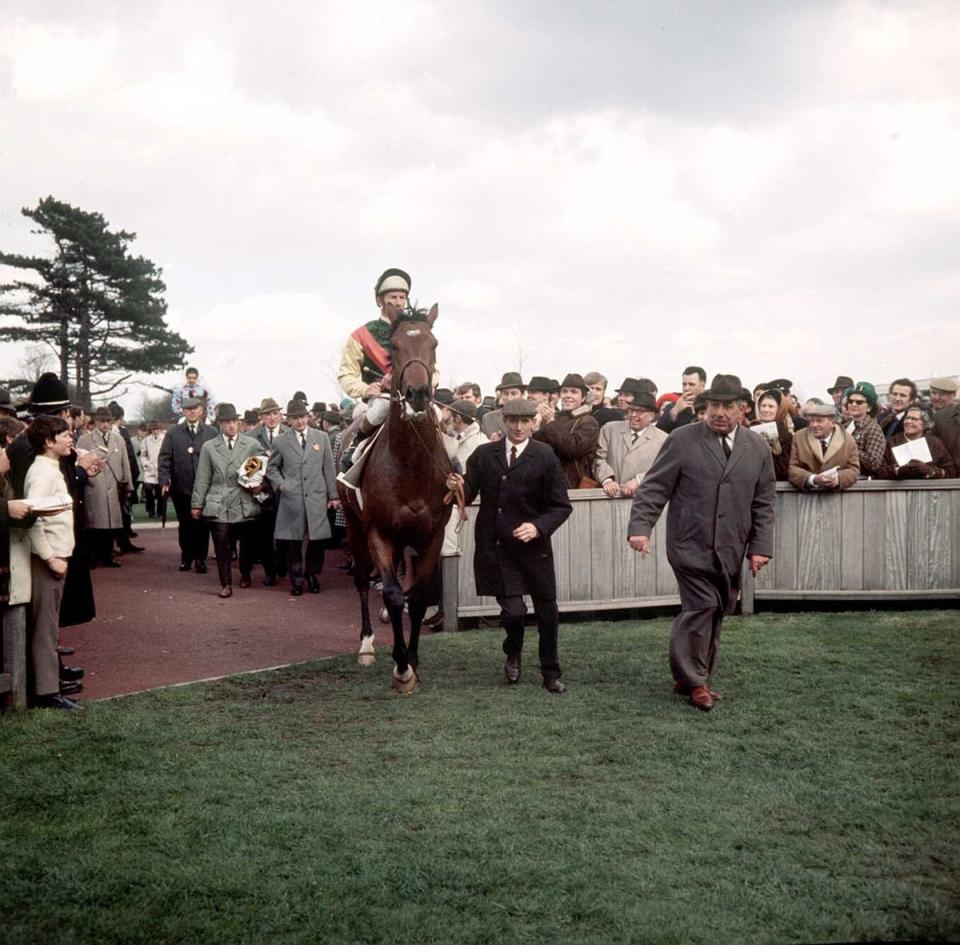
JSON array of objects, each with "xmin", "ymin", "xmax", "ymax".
[{"xmin": 337, "ymin": 304, "xmax": 455, "ymax": 693}]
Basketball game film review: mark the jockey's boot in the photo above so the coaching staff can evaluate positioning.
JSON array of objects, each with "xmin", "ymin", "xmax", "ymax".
[{"xmin": 340, "ymin": 415, "xmax": 377, "ymax": 472}]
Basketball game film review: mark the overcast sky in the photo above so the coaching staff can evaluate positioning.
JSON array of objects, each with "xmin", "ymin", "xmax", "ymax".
[{"xmin": 1, "ymin": 0, "xmax": 958, "ymax": 414}]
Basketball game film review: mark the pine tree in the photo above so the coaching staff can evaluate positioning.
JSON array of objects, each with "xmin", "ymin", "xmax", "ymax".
[{"xmin": 0, "ymin": 196, "xmax": 192, "ymax": 407}]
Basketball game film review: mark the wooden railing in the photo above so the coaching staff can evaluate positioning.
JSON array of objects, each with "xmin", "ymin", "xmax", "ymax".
[{"xmin": 442, "ymin": 480, "xmax": 960, "ymax": 627}]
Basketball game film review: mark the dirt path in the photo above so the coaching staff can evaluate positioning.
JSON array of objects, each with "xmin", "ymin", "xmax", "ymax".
[{"xmin": 63, "ymin": 526, "xmax": 403, "ymax": 700}]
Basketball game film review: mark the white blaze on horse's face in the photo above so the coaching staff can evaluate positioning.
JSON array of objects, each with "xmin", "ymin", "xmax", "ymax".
[{"xmin": 405, "ymin": 328, "xmax": 422, "ymax": 337}]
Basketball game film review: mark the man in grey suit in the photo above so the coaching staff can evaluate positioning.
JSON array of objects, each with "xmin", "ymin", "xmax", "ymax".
[
  {"xmin": 627, "ymin": 375, "xmax": 775, "ymax": 711},
  {"xmin": 191, "ymin": 403, "xmax": 263, "ymax": 598},
  {"xmin": 594, "ymin": 390, "xmax": 667, "ymax": 498},
  {"xmin": 266, "ymin": 400, "xmax": 339, "ymax": 596}
]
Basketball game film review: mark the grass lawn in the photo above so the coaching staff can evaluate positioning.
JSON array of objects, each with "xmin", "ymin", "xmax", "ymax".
[{"xmin": 2, "ymin": 610, "xmax": 958, "ymax": 944}]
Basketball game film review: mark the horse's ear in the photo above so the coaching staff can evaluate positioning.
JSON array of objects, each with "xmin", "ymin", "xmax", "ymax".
[{"xmin": 427, "ymin": 303, "xmax": 438, "ymax": 327}]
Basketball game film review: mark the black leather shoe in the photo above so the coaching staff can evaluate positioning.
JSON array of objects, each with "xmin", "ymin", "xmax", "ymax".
[
  {"xmin": 307, "ymin": 576, "xmax": 320, "ymax": 594},
  {"xmin": 263, "ymin": 576, "xmax": 278, "ymax": 587},
  {"xmin": 36, "ymin": 693, "xmax": 83, "ymax": 710},
  {"xmin": 290, "ymin": 585, "xmax": 303, "ymax": 597},
  {"xmin": 542, "ymin": 675, "xmax": 566, "ymax": 694},
  {"xmin": 57, "ymin": 645, "xmax": 75, "ymax": 656},
  {"xmin": 504, "ymin": 653, "xmax": 521, "ymax": 684},
  {"xmin": 179, "ymin": 562, "xmax": 192, "ymax": 572},
  {"xmin": 102, "ymin": 560, "xmax": 122, "ymax": 568},
  {"xmin": 218, "ymin": 585, "xmax": 233, "ymax": 598},
  {"xmin": 60, "ymin": 680, "xmax": 83, "ymax": 695},
  {"xmin": 119, "ymin": 544, "xmax": 145, "ymax": 554},
  {"xmin": 194, "ymin": 560, "xmax": 208, "ymax": 574},
  {"xmin": 60, "ymin": 665, "xmax": 84, "ymax": 681},
  {"xmin": 238, "ymin": 574, "xmax": 252, "ymax": 589}
]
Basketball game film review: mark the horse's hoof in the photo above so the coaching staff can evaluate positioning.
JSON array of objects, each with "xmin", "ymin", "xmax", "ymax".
[
  {"xmin": 379, "ymin": 607, "xmax": 390, "ymax": 624},
  {"xmin": 392, "ymin": 665, "xmax": 417, "ymax": 695},
  {"xmin": 357, "ymin": 653, "xmax": 376, "ymax": 667}
]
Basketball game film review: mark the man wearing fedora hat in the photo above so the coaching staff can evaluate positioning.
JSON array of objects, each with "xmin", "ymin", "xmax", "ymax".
[
  {"xmin": 628, "ymin": 374, "xmax": 775, "ymax": 712},
  {"xmin": 158, "ymin": 395, "xmax": 218, "ymax": 573},
  {"xmin": 266, "ymin": 400, "xmax": 339, "ymax": 595},
  {"xmin": 77, "ymin": 407, "xmax": 133, "ymax": 568},
  {"xmin": 480, "ymin": 372, "xmax": 527, "ymax": 440},
  {"xmin": 533, "ymin": 373, "xmax": 600, "ymax": 489},
  {"xmin": 191, "ymin": 403, "xmax": 263, "ymax": 597},
  {"xmin": 447, "ymin": 397, "xmax": 572, "ymax": 692},
  {"xmin": 614, "ymin": 378, "xmax": 643, "ymax": 412},
  {"xmin": 594, "ymin": 391, "xmax": 667, "ymax": 497}
]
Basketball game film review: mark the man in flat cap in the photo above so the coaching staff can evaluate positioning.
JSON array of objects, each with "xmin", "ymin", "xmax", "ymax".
[
  {"xmin": 447, "ymin": 398, "xmax": 572, "ymax": 692},
  {"xmin": 931, "ymin": 376, "xmax": 960, "ymax": 470},
  {"xmin": 533, "ymin": 373, "xmax": 600, "ymax": 489},
  {"xmin": 158, "ymin": 395, "xmax": 218, "ymax": 573},
  {"xmin": 788, "ymin": 403, "xmax": 860, "ymax": 490},
  {"xmin": 628, "ymin": 374, "xmax": 775, "ymax": 712}
]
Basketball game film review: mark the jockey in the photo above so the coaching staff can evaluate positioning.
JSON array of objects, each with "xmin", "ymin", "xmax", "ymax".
[{"xmin": 337, "ymin": 267, "xmax": 439, "ymax": 441}]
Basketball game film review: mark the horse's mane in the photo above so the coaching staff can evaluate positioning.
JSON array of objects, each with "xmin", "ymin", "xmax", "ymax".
[{"xmin": 390, "ymin": 305, "xmax": 431, "ymax": 334}]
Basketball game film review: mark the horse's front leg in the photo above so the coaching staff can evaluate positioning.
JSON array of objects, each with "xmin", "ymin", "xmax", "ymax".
[{"xmin": 368, "ymin": 532, "xmax": 416, "ymax": 694}]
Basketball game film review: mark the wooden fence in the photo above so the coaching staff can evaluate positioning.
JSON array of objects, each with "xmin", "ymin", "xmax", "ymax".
[{"xmin": 443, "ymin": 480, "xmax": 960, "ymax": 627}]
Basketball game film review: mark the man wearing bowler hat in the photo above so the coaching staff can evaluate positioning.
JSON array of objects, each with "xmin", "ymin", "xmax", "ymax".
[
  {"xmin": 446, "ymin": 398, "xmax": 572, "ymax": 692},
  {"xmin": 481, "ymin": 372, "xmax": 527, "ymax": 440},
  {"xmin": 533, "ymin": 373, "xmax": 600, "ymax": 489},
  {"xmin": 627, "ymin": 374, "xmax": 775, "ymax": 712},
  {"xmin": 266, "ymin": 400, "xmax": 339, "ymax": 596},
  {"xmin": 158, "ymin": 395, "xmax": 218, "ymax": 573}
]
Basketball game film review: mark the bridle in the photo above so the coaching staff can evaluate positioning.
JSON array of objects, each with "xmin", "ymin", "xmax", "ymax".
[{"xmin": 392, "ymin": 357, "xmax": 434, "ymax": 407}]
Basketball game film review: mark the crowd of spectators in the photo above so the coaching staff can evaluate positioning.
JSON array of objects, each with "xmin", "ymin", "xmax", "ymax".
[{"xmin": 1, "ymin": 365, "xmax": 958, "ymax": 712}]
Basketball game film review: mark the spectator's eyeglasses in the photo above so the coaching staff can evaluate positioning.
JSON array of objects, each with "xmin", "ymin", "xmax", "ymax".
[{"xmin": 846, "ymin": 398, "xmax": 867, "ymax": 405}]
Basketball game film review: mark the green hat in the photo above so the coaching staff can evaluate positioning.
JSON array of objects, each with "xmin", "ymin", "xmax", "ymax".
[
  {"xmin": 286, "ymin": 400, "xmax": 309, "ymax": 418},
  {"xmin": 847, "ymin": 381, "xmax": 877, "ymax": 407},
  {"xmin": 215, "ymin": 403, "xmax": 239, "ymax": 422},
  {"xmin": 560, "ymin": 373, "xmax": 589, "ymax": 394}
]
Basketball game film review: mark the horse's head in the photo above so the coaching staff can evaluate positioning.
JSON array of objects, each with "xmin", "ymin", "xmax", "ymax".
[{"xmin": 391, "ymin": 303, "xmax": 438, "ymax": 415}]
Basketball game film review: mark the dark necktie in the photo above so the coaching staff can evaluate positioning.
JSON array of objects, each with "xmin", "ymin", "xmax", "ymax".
[
  {"xmin": 721, "ymin": 436, "xmax": 731, "ymax": 459},
  {"xmin": 227, "ymin": 437, "xmax": 234, "ymax": 451},
  {"xmin": 300, "ymin": 433, "xmax": 306, "ymax": 450},
  {"xmin": 189, "ymin": 425, "xmax": 196, "ymax": 437},
  {"xmin": 821, "ymin": 438, "xmax": 830, "ymax": 454},
  {"xmin": 268, "ymin": 430, "xmax": 273, "ymax": 446},
  {"xmin": 631, "ymin": 432, "xmax": 639, "ymax": 445},
  {"xmin": 509, "ymin": 446, "xmax": 517, "ymax": 467}
]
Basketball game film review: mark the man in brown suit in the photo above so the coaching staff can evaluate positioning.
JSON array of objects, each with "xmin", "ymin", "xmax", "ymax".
[
  {"xmin": 627, "ymin": 375, "xmax": 776, "ymax": 712},
  {"xmin": 788, "ymin": 403, "xmax": 860, "ymax": 490}
]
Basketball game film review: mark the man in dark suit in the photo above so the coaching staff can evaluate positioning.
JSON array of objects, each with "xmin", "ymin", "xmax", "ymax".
[
  {"xmin": 628, "ymin": 374, "xmax": 776, "ymax": 712},
  {"xmin": 248, "ymin": 397, "xmax": 286, "ymax": 585},
  {"xmin": 448, "ymin": 398, "xmax": 573, "ymax": 692},
  {"xmin": 157, "ymin": 396, "xmax": 218, "ymax": 573}
]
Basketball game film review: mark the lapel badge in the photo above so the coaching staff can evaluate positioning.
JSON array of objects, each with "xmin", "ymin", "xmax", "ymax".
[{"xmin": 312, "ymin": 442, "xmax": 321, "ymax": 451}]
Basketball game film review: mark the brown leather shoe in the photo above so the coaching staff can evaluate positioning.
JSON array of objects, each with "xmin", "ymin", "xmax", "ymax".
[
  {"xmin": 674, "ymin": 681, "xmax": 722, "ymax": 701},
  {"xmin": 504, "ymin": 653, "xmax": 521, "ymax": 684},
  {"xmin": 689, "ymin": 686, "xmax": 714, "ymax": 711},
  {"xmin": 543, "ymin": 675, "xmax": 566, "ymax": 694},
  {"xmin": 219, "ymin": 585, "xmax": 233, "ymax": 598},
  {"xmin": 238, "ymin": 574, "xmax": 251, "ymax": 589}
]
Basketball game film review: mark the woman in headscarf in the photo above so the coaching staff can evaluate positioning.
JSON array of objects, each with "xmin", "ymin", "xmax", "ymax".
[{"xmin": 749, "ymin": 389, "xmax": 793, "ymax": 481}]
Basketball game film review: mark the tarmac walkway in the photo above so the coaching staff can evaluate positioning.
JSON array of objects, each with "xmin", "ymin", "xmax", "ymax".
[{"xmin": 63, "ymin": 524, "xmax": 401, "ymax": 700}]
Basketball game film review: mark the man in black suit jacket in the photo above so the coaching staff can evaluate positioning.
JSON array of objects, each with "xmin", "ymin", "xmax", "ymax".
[
  {"xmin": 448, "ymin": 398, "xmax": 572, "ymax": 692},
  {"xmin": 628, "ymin": 374, "xmax": 776, "ymax": 712},
  {"xmin": 157, "ymin": 397, "xmax": 218, "ymax": 572},
  {"xmin": 248, "ymin": 397, "xmax": 287, "ymax": 584}
]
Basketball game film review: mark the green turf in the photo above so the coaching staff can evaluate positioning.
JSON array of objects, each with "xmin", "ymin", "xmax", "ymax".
[{"xmin": 2, "ymin": 611, "xmax": 958, "ymax": 944}]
